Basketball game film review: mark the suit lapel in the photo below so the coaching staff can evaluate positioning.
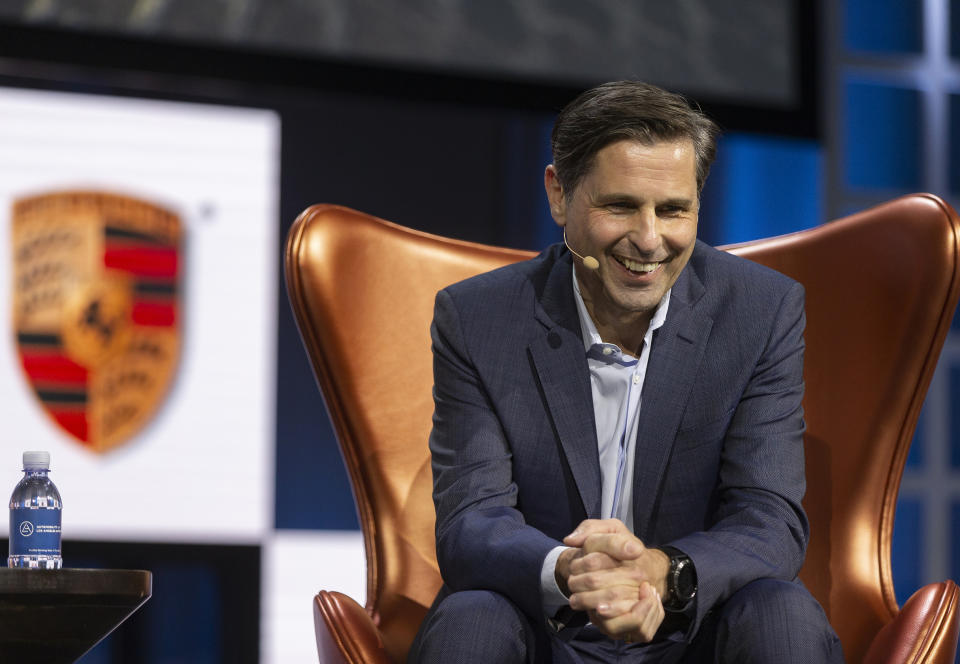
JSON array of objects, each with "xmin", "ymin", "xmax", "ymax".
[
  {"xmin": 528, "ymin": 253, "xmax": 602, "ymax": 518},
  {"xmin": 632, "ymin": 258, "xmax": 713, "ymax": 540}
]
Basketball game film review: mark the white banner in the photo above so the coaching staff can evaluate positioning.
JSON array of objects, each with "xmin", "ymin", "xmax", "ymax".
[{"xmin": 0, "ymin": 86, "xmax": 280, "ymax": 543}]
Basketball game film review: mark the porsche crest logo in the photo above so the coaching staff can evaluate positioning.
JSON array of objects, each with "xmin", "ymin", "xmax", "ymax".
[{"xmin": 12, "ymin": 192, "xmax": 182, "ymax": 452}]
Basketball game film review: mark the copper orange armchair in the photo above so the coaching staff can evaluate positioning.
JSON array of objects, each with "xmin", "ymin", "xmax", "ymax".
[{"xmin": 284, "ymin": 194, "xmax": 960, "ymax": 663}]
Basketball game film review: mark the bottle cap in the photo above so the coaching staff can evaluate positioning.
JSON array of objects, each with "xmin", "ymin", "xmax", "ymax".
[{"xmin": 22, "ymin": 451, "xmax": 50, "ymax": 470}]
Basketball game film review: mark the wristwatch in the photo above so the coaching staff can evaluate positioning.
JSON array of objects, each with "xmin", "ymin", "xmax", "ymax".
[{"xmin": 662, "ymin": 547, "xmax": 697, "ymax": 611}]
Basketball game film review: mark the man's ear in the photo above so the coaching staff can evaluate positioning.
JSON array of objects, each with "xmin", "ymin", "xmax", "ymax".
[{"xmin": 544, "ymin": 165, "xmax": 566, "ymax": 227}]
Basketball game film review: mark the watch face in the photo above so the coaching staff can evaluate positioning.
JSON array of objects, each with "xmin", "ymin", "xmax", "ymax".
[{"xmin": 676, "ymin": 559, "xmax": 697, "ymax": 598}]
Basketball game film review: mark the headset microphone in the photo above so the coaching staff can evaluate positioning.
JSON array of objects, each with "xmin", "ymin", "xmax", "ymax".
[{"xmin": 563, "ymin": 230, "xmax": 600, "ymax": 270}]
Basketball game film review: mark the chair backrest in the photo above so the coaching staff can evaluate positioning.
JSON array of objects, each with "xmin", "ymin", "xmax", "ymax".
[
  {"xmin": 285, "ymin": 194, "xmax": 960, "ymax": 663},
  {"xmin": 285, "ymin": 207, "xmax": 533, "ymax": 661},
  {"xmin": 728, "ymin": 193, "xmax": 960, "ymax": 661}
]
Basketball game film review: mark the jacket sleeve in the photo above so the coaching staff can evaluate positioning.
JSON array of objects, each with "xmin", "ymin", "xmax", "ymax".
[
  {"xmin": 669, "ymin": 280, "xmax": 809, "ymax": 637},
  {"xmin": 428, "ymin": 288, "xmax": 561, "ymax": 622}
]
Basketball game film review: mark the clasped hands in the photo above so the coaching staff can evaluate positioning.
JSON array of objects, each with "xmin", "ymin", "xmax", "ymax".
[{"xmin": 555, "ymin": 519, "xmax": 669, "ymax": 644}]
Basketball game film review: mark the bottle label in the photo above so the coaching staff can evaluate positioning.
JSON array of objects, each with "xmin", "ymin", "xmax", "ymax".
[{"xmin": 9, "ymin": 507, "xmax": 61, "ymax": 557}]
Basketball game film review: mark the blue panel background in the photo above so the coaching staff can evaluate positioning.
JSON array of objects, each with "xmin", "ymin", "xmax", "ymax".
[
  {"xmin": 953, "ymin": 0, "xmax": 960, "ymax": 59},
  {"xmin": 952, "ymin": 365, "xmax": 960, "ymax": 470},
  {"xmin": 845, "ymin": 0, "xmax": 923, "ymax": 54},
  {"xmin": 951, "ymin": 95, "xmax": 960, "ymax": 196},
  {"xmin": 141, "ymin": 565, "xmax": 221, "ymax": 663},
  {"xmin": 907, "ymin": 405, "xmax": 926, "ymax": 469},
  {"xmin": 699, "ymin": 134, "xmax": 823, "ymax": 246},
  {"xmin": 892, "ymin": 498, "xmax": 924, "ymax": 605},
  {"xmin": 274, "ymin": 355, "xmax": 357, "ymax": 530},
  {"xmin": 845, "ymin": 82, "xmax": 922, "ymax": 191},
  {"xmin": 503, "ymin": 116, "xmax": 558, "ymax": 251}
]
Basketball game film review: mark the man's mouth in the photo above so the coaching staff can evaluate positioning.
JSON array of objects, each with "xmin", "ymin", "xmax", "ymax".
[{"xmin": 614, "ymin": 255, "xmax": 663, "ymax": 274}]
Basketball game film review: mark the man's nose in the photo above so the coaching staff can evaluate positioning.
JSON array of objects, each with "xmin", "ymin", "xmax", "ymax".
[{"xmin": 629, "ymin": 209, "xmax": 660, "ymax": 253}]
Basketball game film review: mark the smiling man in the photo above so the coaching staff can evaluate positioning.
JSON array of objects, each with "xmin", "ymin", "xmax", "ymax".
[
  {"xmin": 546, "ymin": 137, "xmax": 698, "ymax": 353},
  {"xmin": 408, "ymin": 81, "xmax": 844, "ymax": 663}
]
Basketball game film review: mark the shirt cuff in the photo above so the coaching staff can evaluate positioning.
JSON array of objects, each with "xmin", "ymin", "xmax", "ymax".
[{"xmin": 540, "ymin": 545, "xmax": 571, "ymax": 616}]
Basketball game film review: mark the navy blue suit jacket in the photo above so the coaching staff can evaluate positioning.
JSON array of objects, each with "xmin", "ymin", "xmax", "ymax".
[{"xmin": 428, "ymin": 240, "xmax": 809, "ymax": 638}]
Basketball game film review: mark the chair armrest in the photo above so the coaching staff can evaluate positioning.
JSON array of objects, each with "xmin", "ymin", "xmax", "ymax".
[
  {"xmin": 314, "ymin": 590, "xmax": 392, "ymax": 664},
  {"xmin": 863, "ymin": 581, "xmax": 960, "ymax": 664}
]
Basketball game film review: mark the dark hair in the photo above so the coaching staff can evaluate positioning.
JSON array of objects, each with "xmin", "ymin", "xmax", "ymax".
[{"xmin": 550, "ymin": 81, "xmax": 720, "ymax": 197}]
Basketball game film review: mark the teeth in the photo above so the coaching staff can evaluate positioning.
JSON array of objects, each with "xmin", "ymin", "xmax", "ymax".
[{"xmin": 617, "ymin": 256, "xmax": 660, "ymax": 273}]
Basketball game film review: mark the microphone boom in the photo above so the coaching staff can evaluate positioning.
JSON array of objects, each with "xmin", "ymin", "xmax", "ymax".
[{"xmin": 563, "ymin": 231, "xmax": 600, "ymax": 270}]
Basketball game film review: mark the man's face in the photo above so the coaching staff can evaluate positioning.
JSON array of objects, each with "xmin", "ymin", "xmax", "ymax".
[{"xmin": 546, "ymin": 138, "xmax": 699, "ymax": 328}]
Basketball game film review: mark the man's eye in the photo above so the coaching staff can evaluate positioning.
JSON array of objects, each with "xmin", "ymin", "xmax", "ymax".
[{"xmin": 659, "ymin": 206, "xmax": 685, "ymax": 217}]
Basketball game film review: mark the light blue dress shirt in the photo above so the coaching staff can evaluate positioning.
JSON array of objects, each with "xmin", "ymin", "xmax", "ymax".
[{"xmin": 539, "ymin": 267, "xmax": 671, "ymax": 615}]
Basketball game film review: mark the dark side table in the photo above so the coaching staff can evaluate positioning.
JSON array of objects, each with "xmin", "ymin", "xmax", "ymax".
[{"xmin": 0, "ymin": 568, "xmax": 152, "ymax": 663}]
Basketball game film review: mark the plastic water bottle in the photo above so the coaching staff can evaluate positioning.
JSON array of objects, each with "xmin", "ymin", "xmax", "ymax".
[{"xmin": 8, "ymin": 451, "xmax": 62, "ymax": 568}]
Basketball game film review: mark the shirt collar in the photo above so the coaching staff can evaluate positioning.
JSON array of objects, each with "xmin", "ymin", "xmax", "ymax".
[{"xmin": 571, "ymin": 265, "xmax": 671, "ymax": 360}]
